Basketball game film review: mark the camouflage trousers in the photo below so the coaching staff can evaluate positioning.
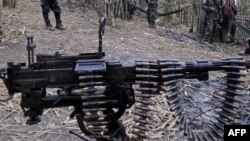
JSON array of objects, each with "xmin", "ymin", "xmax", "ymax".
[
  {"xmin": 204, "ymin": 15, "xmax": 220, "ymax": 42},
  {"xmin": 40, "ymin": 0, "xmax": 61, "ymax": 13},
  {"xmin": 128, "ymin": 0, "xmax": 137, "ymax": 18},
  {"xmin": 147, "ymin": 2, "xmax": 158, "ymax": 27},
  {"xmin": 221, "ymin": 16, "xmax": 236, "ymax": 42}
]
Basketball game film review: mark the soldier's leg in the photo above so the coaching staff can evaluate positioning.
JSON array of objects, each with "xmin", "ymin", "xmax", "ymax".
[
  {"xmin": 220, "ymin": 18, "xmax": 229, "ymax": 42},
  {"xmin": 225, "ymin": 16, "xmax": 235, "ymax": 43},
  {"xmin": 204, "ymin": 17, "xmax": 213, "ymax": 42},
  {"xmin": 40, "ymin": 0, "xmax": 53, "ymax": 30},
  {"xmin": 147, "ymin": 2, "xmax": 157, "ymax": 28},
  {"xmin": 219, "ymin": 22, "xmax": 224, "ymax": 42},
  {"xmin": 229, "ymin": 17, "xmax": 236, "ymax": 42},
  {"xmin": 128, "ymin": 0, "xmax": 137, "ymax": 20},
  {"xmin": 51, "ymin": 0, "xmax": 65, "ymax": 30},
  {"xmin": 202, "ymin": 15, "xmax": 208, "ymax": 38},
  {"xmin": 214, "ymin": 21, "xmax": 221, "ymax": 42},
  {"xmin": 209, "ymin": 20, "xmax": 217, "ymax": 43}
]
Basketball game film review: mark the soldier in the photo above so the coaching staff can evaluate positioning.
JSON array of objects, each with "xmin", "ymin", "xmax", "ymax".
[
  {"xmin": 40, "ymin": 0, "xmax": 65, "ymax": 31},
  {"xmin": 202, "ymin": 0, "xmax": 222, "ymax": 42},
  {"xmin": 146, "ymin": 0, "xmax": 158, "ymax": 28},
  {"xmin": 221, "ymin": 0, "xmax": 237, "ymax": 42},
  {"xmin": 128, "ymin": 0, "xmax": 137, "ymax": 20}
]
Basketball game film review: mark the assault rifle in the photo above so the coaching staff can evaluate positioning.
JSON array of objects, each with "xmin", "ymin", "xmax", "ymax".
[{"xmin": 0, "ymin": 17, "xmax": 250, "ymax": 141}]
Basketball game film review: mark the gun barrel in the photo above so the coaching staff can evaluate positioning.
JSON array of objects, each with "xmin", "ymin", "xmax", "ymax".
[{"xmin": 184, "ymin": 61, "xmax": 223, "ymax": 72}]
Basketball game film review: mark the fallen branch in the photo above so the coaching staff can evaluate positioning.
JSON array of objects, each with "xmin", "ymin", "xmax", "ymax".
[
  {"xmin": 135, "ymin": 6, "xmax": 147, "ymax": 14},
  {"xmin": 158, "ymin": 5, "xmax": 191, "ymax": 17},
  {"xmin": 135, "ymin": 5, "xmax": 191, "ymax": 17}
]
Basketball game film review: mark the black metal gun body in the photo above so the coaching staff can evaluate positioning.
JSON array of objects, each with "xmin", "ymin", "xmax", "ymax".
[
  {"xmin": 5, "ymin": 54, "xmax": 134, "ymax": 104},
  {"xmin": 1, "ymin": 17, "xmax": 250, "ymax": 141},
  {"xmin": 0, "ymin": 51, "xmax": 137, "ymax": 140},
  {"xmin": 6, "ymin": 55, "xmax": 135, "ymax": 92}
]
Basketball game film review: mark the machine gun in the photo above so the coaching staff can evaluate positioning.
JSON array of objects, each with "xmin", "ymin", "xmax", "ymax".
[{"xmin": 1, "ymin": 17, "xmax": 250, "ymax": 141}]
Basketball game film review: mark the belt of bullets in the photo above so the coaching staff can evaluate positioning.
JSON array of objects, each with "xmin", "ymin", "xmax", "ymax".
[
  {"xmin": 131, "ymin": 57, "xmax": 248, "ymax": 141},
  {"xmin": 74, "ymin": 71, "xmax": 117, "ymax": 140},
  {"xmin": 132, "ymin": 60, "xmax": 160, "ymax": 140}
]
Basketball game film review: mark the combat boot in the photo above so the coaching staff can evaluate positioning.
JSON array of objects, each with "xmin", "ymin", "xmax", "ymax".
[
  {"xmin": 229, "ymin": 35, "xmax": 235, "ymax": 43},
  {"xmin": 46, "ymin": 24, "xmax": 54, "ymax": 31},
  {"xmin": 54, "ymin": 12, "xmax": 65, "ymax": 30},
  {"xmin": 42, "ymin": 12, "xmax": 54, "ymax": 31}
]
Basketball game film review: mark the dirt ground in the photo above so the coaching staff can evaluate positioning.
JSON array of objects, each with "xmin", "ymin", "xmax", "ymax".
[{"xmin": 0, "ymin": 1, "xmax": 249, "ymax": 141}]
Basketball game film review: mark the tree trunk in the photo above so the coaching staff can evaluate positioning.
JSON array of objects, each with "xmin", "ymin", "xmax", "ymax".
[
  {"xmin": 0, "ymin": 0, "xmax": 3, "ymax": 39},
  {"xmin": 196, "ymin": 0, "xmax": 204, "ymax": 34}
]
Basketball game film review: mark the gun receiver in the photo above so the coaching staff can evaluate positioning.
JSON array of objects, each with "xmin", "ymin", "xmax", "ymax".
[{"xmin": 1, "ymin": 17, "xmax": 250, "ymax": 141}]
